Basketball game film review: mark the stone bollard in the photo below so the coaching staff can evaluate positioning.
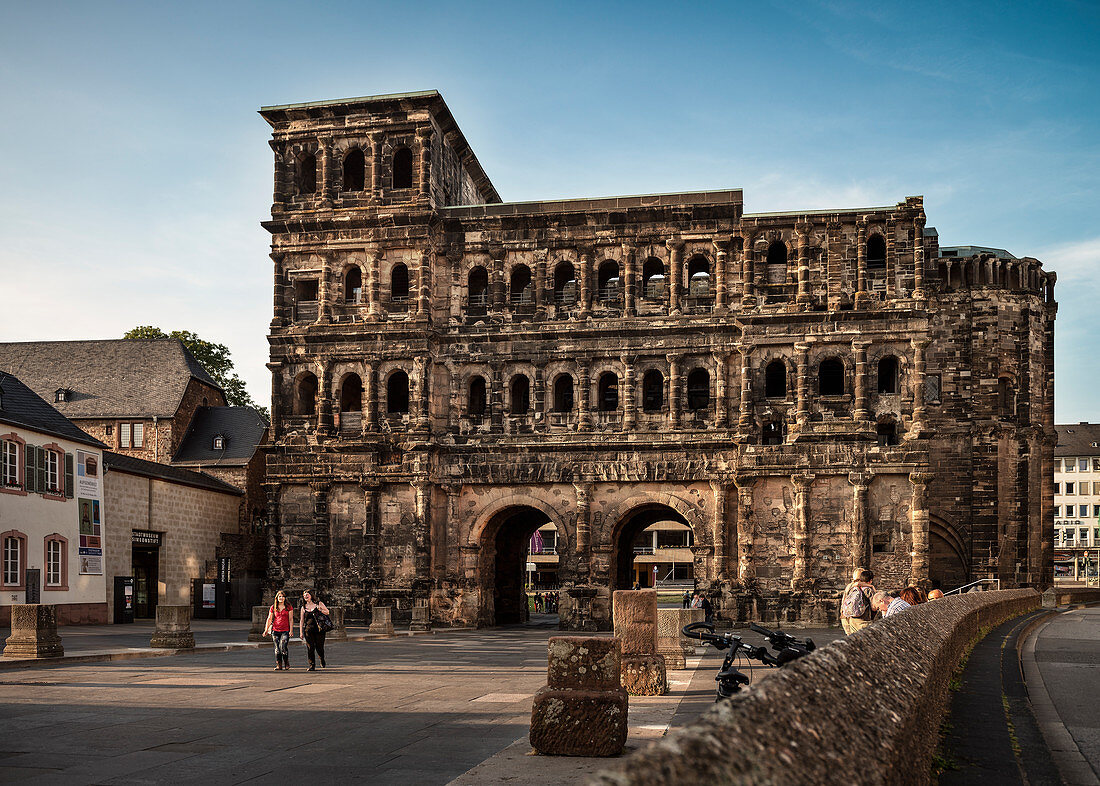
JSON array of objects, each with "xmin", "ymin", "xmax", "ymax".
[
  {"xmin": 326, "ymin": 606, "xmax": 348, "ymax": 641},
  {"xmin": 613, "ymin": 589, "xmax": 668, "ymax": 695},
  {"xmin": 248, "ymin": 605, "xmax": 270, "ymax": 642},
  {"xmin": 150, "ymin": 605, "xmax": 195, "ymax": 648},
  {"xmin": 656, "ymin": 608, "xmax": 703, "ymax": 669},
  {"xmin": 369, "ymin": 605, "xmax": 395, "ymax": 636},
  {"xmin": 530, "ymin": 636, "xmax": 628, "ymax": 757},
  {"xmin": 1042, "ymin": 587, "xmax": 1057, "ymax": 609},
  {"xmin": 410, "ymin": 603, "xmax": 431, "ymax": 633},
  {"xmin": 3, "ymin": 604, "xmax": 64, "ymax": 659}
]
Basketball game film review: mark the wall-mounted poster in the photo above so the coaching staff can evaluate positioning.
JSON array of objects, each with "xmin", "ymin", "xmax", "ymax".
[
  {"xmin": 76, "ymin": 450, "xmax": 100, "ymax": 498},
  {"xmin": 76, "ymin": 450, "xmax": 104, "ymax": 575}
]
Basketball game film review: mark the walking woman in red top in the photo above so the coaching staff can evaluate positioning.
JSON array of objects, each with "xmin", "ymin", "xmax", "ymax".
[{"xmin": 262, "ymin": 590, "xmax": 295, "ymax": 670}]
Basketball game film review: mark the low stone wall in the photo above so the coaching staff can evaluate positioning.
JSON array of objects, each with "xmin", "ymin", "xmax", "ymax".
[
  {"xmin": 591, "ymin": 588, "xmax": 1039, "ymax": 786},
  {"xmin": 1054, "ymin": 587, "xmax": 1100, "ymax": 605}
]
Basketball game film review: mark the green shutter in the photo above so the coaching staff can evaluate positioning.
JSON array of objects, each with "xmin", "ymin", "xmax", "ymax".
[
  {"xmin": 24, "ymin": 445, "xmax": 35, "ymax": 493},
  {"xmin": 64, "ymin": 453, "xmax": 74, "ymax": 498},
  {"xmin": 36, "ymin": 446, "xmax": 46, "ymax": 493}
]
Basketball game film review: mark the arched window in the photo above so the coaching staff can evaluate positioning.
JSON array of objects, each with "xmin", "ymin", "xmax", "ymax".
[
  {"xmin": 877, "ymin": 356, "xmax": 899, "ymax": 394},
  {"xmin": 553, "ymin": 375, "xmax": 574, "ymax": 413},
  {"xmin": 393, "ymin": 147, "xmax": 413, "ymax": 189},
  {"xmin": 468, "ymin": 266, "xmax": 489, "ymax": 311},
  {"xmin": 468, "ymin": 376, "xmax": 487, "ymax": 416},
  {"xmin": 297, "ymin": 154, "xmax": 317, "ymax": 195},
  {"xmin": 819, "ymin": 358, "xmax": 845, "ymax": 396},
  {"xmin": 295, "ymin": 373, "xmax": 317, "ymax": 416},
  {"xmin": 867, "ymin": 235, "xmax": 886, "ymax": 270},
  {"xmin": 554, "ymin": 263, "xmax": 577, "ymax": 305},
  {"xmin": 510, "ymin": 265, "xmax": 533, "ymax": 305},
  {"xmin": 391, "ymin": 264, "xmax": 409, "ymax": 303},
  {"xmin": 343, "ymin": 148, "xmax": 365, "ymax": 192},
  {"xmin": 598, "ymin": 372, "xmax": 619, "ymax": 411},
  {"xmin": 340, "ymin": 374, "xmax": 362, "ymax": 412},
  {"xmin": 687, "ymin": 256, "xmax": 711, "ymax": 297},
  {"xmin": 642, "ymin": 370, "xmax": 664, "ymax": 411},
  {"xmin": 762, "ymin": 419, "xmax": 785, "ymax": 446},
  {"xmin": 876, "ymin": 419, "xmax": 900, "ymax": 446},
  {"xmin": 344, "ymin": 267, "xmax": 362, "ymax": 304},
  {"xmin": 765, "ymin": 361, "xmax": 787, "ymax": 399},
  {"xmin": 597, "ymin": 261, "xmax": 621, "ymax": 305},
  {"xmin": 766, "ymin": 241, "xmax": 787, "ymax": 284},
  {"xmin": 387, "ymin": 371, "xmax": 410, "ymax": 414},
  {"xmin": 642, "ymin": 258, "xmax": 666, "ymax": 301},
  {"xmin": 998, "ymin": 377, "xmax": 1015, "ymax": 418},
  {"xmin": 510, "ymin": 375, "xmax": 530, "ymax": 415},
  {"xmin": 687, "ymin": 368, "xmax": 710, "ymax": 411}
]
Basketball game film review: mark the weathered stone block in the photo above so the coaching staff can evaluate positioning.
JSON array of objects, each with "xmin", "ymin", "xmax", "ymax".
[
  {"xmin": 621, "ymin": 654, "xmax": 668, "ymax": 695},
  {"xmin": 150, "ymin": 605, "xmax": 195, "ymax": 649},
  {"xmin": 248, "ymin": 605, "xmax": 269, "ymax": 642},
  {"xmin": 3, "ymin": 604, "xmax": 64, "ymax": 659},
  {"xmin": 547, "ymin": 636, "xmax": 621, "ymax": 692},
  {"xmin": 327, "ymin": 606, "xmax": 348, "ymax": 640},
  {"xmin": 529, "ymin": 687, "xmax": 628, "ymax": 757},
  {"xmin": 410, "ymin": 604, "xmax": 431, "ymax": 632},
  {"xmin": 369, "ymin": 604, "xmax": 394, "ymax": 636},
  {"xmin": 612, "ymin": 589, "xmax": 657, "ymax": 655},
  {"xmin": 656, "ymin": 608, "xmax": 700, "ymax": 669}
]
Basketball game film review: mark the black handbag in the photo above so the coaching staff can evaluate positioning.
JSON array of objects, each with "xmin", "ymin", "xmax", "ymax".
[{"xmin": 315, "ymin": 610, "xmax": 334, "ymax": 633}]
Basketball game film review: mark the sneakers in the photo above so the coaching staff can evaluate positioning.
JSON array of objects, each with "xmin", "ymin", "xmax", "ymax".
[{"xmin": 307, "ymin": 665, "xmax": 316, "ymax": 671}]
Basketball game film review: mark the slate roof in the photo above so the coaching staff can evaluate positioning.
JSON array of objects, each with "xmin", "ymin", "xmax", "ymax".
[
  {"xmin": 173, "ymin": 406, "xmax": 268, "ymax": 466},
  {"xmin": 0, "ymin": 339, "xmax": 223, "ymax": 419},
  {"xmin": 103, "ymin": 451, "xmax": 243, "ymax": 496},
  {"xmin": 0, "ymin": 372, "xmax": 105, "ymax": 448},
  {"xmin": 1055, "ymin": 423, "xmax": 1100, "ymax": 457}
]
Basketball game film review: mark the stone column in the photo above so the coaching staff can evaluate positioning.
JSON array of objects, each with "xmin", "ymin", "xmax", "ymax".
[
  {"xmin": 711, "ymin": 480, "xmax": 730, "ymax": 581},
  {"xmin": 2, "ymin": 605, "xmax": 64, "ymax": 658},
  {"xmin": 908, "ymin": 472, "xmax": 934, "ymax": 587},
  {"xmin": 794, "ymin": 342, "xmax": 810, "ymax": 427},
  {"xmin": 367, "ymin": 248, "xmax": 382, "ymax": 320},
  {"xmin": 790, "ymin": 473, "xmax": 814, "ymax": 591},
  {"xmin": 318, "ymin": 364, "xmax": 335, "ymax": 433},
  {"xmin": 490, "ymin": 364, "xmax": 504, "ymax": 433},
  {"xmin": 268, "ymin": 362, "xmax": 283, "ymax": 439},
  {"xmin": 490, "ymin": 249, "xmax": 505, "ymax": 314},
  {"xmin": 318, "ymin": 137, "xmax": 333, "ymax": 204},
  {"xmin": 885, "ymin": 220, "xmax": 897, "ymax": 298},
  {"xmin": 318, "ymin": 254, "xmax": 332, "ymax": 323},
  {"xmin": 733, "ymin": 475, "xmax": 755, "ymax": 587},
  {"xmin": 447, "ymin": 366, "xmax": 460, "ymax": 431},
  {"xmin": 623, "ymin": 243, "xmax": 637, "ymax": 316},
  {"xmin": 578, "ymin": 252, "xmax": 592, "ymax": 318},
  {"xmin": 740, "ymin": 235, "xmax": 756, "ymax": 307},
  {"xmin": 534, "ymin": 248, "xmax": 548, "ymax": 318},
  {"xmin": 848, "ymin": 472, "xmax": 872, "ymax": 572},
  {"xmin": 415, "ymin": 358, "xmax": 430, "ymax": 432},
  {"xmin": 913, "ymin": 214, "xmax": 927, "ymax": 299},
  {"xmin": 369, "ymin": 132, "xmax": 383, "ymax": 200},
  {"xmin": 667, "ymin": 240, "xmax": 684, "ymax": 315},
  {"xmin": 852, "ymin": 340, "xmax": 870, "ymax": 422},
  {"xmin": 622, "ymin": 356, "xmax": 636, "ymax": 430},
  {"xmin": 713, "ymin": 353, "xmax": 729, "ymax": 428},
  {"xmin": 855, "ymin": 219, "xmax": 870, "ymax": 307},
  {"xmin": 534, "ymin": 365, "xmax": 547, "ymax": 431},
  {"xmin": 909, "ymin": 338, "xmax": 930, "ymax": 437},
  {"xmin": 151, "ymin": 606, "xmax": 195, "ymax": 649},
  {"xmin": 271, "ymin": 253, "xmax": 289, "ymax": 328},
  {"xmin": 714, "ymin": 239, "xmax": 729, "ymax": 311},
  {"xmin": 667, "ymin": 354, "xmax": 681, "ymax": 428},
  {"xmin": 577, "ymin": 362, "xmax": 591, "ymax": 431},
  {"xmin": 737, "ymin": 343, "xmax": 754, "ymax": 434},
  {"xmin": 413, "ymin": 480, "xmax": 432, "ymax": 581},
  {"xmin": 796, "ymin": 224, "xmax": 812, "ymax": 305},
  {"xmin": 574, "ymin": 482, "xmax": 592, "ymax": 582},
  {"xmin": 369, "ymin": 605, "xmax": 395, "ymax": 636},
  {"xmin": 362, "ymin": 482, "xmax": 381, "ymax": 583},
  {"xmin": 416, "ymin": 126, "xmax": 432, "ymax": 201},
  {"xmin": 449, "ymin": 250, "xmax": 463, "ymax": 324},
  {"xmin": 310, "ymin": 481, "xmax": 331, "ymax": 571},
  {"xmin": 364, "ymin": 364, "xmax": 377, "ymax": 432},
  {"xmin": 416, "ymin": 250, "xmax": 431, "ymax": 318}
]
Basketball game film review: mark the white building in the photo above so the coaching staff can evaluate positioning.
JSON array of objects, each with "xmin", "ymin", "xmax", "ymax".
[
  {"xmin": 0, "ymin": 373, "xmax": 107, "ymax": 624},
  {"xmin": 1054, "ymin": 423, "xmax": 1100, "ymax": 583}
]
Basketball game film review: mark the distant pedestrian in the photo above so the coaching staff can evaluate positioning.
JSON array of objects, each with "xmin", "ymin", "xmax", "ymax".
[
  {"xmin": 682, "ymin": 591, "xmax": 691, "ymax": 609},
  {"xmin": 872, "ymin": 590, "xmax": 911, "ymax": 619},
  {"xmin": 700, "ymin": 594, "xmax": 714, "ymax": 623},
  {"xmin": 690, "ymin": 592, "xmax": 702, "ymax": 610},
  {"xmin": 632, "ymin": 581, "xmax": 641, "ymax": 591},
  {"xmin": 928, "ymin": 589, "xmax": 945, "ymax": 600},
  {"xmin": 263, "ymin": 590, "xmax": 295, "ymax": 671},
  {"xmin": 299, "ymin": 589, "xmax": 330, "ymax": 671},
  {"xmin": 840, "ymin": 569, "xmax": 876, "ymax": 635}
]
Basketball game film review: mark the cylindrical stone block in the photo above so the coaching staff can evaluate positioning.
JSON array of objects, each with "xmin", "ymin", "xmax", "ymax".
[
  {"xmin": 248, "ymin": 605, "xmax": 269, "ymax": 642},
  {"xmin": 3, "ymin": 604, "xmax": 64, "ymax": 659},
  {"xmin": 369, "ymin": 605, "xmax": 395, "ymax": 636},
  {"xmin": 150, "ymin": 605, "xmax": 195, "ymax": 649}
]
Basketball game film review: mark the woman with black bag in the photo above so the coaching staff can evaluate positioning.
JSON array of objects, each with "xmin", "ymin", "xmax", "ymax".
[{"xmin": 299, "ymin": 589, "xmax": 332, "ymax": 671}]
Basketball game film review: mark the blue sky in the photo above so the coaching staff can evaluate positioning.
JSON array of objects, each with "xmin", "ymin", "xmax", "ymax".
[{"xmin": 2, "ymin": 1, "xmax": 1098, "ymax": 421}]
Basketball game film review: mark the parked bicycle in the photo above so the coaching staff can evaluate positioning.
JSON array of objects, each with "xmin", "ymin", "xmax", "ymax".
[{"xmin": 682, "ymin": 621, "xmax": 817, "ymax": 700}]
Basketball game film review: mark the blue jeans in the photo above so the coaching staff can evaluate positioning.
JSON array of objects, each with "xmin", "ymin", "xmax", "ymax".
[{"xmin": 272, "ymin": 631, "xmax": 290, "ymax": 666}]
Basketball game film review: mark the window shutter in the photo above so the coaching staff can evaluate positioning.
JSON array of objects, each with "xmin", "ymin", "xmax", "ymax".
[
  {"xmin": 24, "ymin": 445, "xmax": 36, "ymax": 493},
  {"xmin": 36, "ymin": 446, "xmax": 46, "ymax": 492},
  {"xmin": 64, "ymin": 453, "xmax": 74, "ymax": 498}
]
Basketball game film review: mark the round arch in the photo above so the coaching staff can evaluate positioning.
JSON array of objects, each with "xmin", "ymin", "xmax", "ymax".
[
  {"xmin": 602, "ymin": 493, "xmax": 707, "ymax": 591},
  {"xmin": 929, "ymin": 514, "xmax": 969, "ymax": 591}
]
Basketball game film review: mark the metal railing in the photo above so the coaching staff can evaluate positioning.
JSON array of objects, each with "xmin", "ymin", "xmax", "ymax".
[{"xmin": 944, "ymin": 578, "xmax": 1001, "ymax": 596}]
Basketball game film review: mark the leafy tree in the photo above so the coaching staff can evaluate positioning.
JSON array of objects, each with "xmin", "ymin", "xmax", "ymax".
[{"xmin": 123, "ymin": 326, "xmax": 268, "ymax": 420}]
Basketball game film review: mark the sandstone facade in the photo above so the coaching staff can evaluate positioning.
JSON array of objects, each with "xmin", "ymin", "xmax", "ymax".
[{"xmin": 260, "ymin": 91, "xmax": 1055, "ymax": 629}]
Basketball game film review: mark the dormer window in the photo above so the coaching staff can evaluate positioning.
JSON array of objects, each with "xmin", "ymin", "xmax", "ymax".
[
  {"xmin": 213, "ymin": 435, "xmax": 225, "ymax": 450},
  {"xmin": 55, "ymin": 388, "xmax": 69, "ymax": 403}
]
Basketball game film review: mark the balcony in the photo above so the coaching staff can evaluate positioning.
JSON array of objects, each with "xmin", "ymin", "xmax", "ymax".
[{"xmin": 388, "ymin": 296, "xmax": 409, "ymax": 314}]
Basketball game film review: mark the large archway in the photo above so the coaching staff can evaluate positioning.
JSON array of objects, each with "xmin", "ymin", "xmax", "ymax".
[
  {"xmin": 611, "ymin": 504, "xmax": 692, "ymax": 591},
  {"xmin": 929, "ymin": 516, "xmax": 969, "ymax": 591},
  {"xmin": 479, "ymin": 506, "xmax": 552, "ymax": 626}
]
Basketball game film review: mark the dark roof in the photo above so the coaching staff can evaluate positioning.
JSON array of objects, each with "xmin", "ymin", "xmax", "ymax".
[
  {"xmin": 0, "ymin": 373, "xmax": 105, "ymax": 448},
  {"xmin": 0, "ymin": 339, "xmax": 223, "ymax": 419},
  {"xmin": 103, "ymin": 451, "xmax": 243, "ymax": 496},
  {"xmin": 173, "ymin": 406, "xmax": 268, "ymax": 466},
  {"xmin": 1055, "ymin": 423, "xmax": 1100, "ymax": 457}
]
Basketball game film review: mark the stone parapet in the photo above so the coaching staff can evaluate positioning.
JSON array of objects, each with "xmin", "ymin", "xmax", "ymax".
[
  {"xmin": 531, "ymin": 636, "xmax": 628, "ymax": 757},
  {"xmin": 590, "ymin": 588, "xmax": 1041, "ymax": 786},
  {"xmin": 150, "ymin": 605, "xmax": 195, "ymax": 649},
  {"xmin": 1053, "ymin": 587, "xmax": 1100, "ymax": 606},
  {"xmin": 613, "ymin": 590, "xmax": 667, "ymax": 695},
  {"xmin": 369, "ymin": 605, "xmax": 395, "ymax": 636},
  {"xmin": 3, "ymin": 605, "xmax": 64, "ymax": 659},
  {"xmin": 656, "ymin": 608, "xmax": 703, "ymax": 669}
]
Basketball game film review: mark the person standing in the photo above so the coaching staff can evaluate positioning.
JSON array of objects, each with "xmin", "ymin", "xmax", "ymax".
[
  {"xmin": 840, "ymin": 569, "xmax": 876, "ymax": 635},
  {"xmin": 299, "ymin": 589, "xmax": 330, "ymax": 671},
  {"xmin": 263, "ymin": 590, "xmax": 295, "ymax": 671},
  {"xmin": 682, "ymin": 590, "xmax": 691, "ymax": 610}
]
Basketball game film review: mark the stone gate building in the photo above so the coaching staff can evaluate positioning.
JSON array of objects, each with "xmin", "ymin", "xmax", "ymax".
[{"xmin": 260, "ymin": 90, "xmax": 1056, "ymax": 629}]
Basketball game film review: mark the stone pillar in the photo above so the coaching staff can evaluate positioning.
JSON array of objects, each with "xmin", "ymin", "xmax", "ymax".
[
  {"xmin": 369, "ymin": 132, "xmax": 383, "ymax": 200},
  {"xmin": 364, "ymin": 364, "xmax": 377, "ymax": 432},
  {"xmin": 623, "ymin": 243, "xmax": 637, "ymax": 316},
  {"xmin": 796, "ymin": 223, "xmax": 812, "ymax": 305},
  {"xmin": 790, "ymin": 474, "xmax": 814, "ymax": 591},
  {"xmin": 909, "ymin": 338, "xmax": 930, "ymax": 438},
  {"xmin": 410, "ymin": 603, "xmax": 431, "ymax": 633},
  {"xmin": 416, "ymin": 250, "xmax": 431, "ymax": 318},
  {"xmin": 2, "ymin": 604, "xmax": 64, "ymax": 658},
  {"xmin": 490, "ymin": 249, "xmax": 505, "ymax": 314},
  {"xmin": 714, "ymin": 239, "xmax": 729, "ymax": 311},
  {"xmin": 271, "ymin": 253, "xmax": 289, "ymax": 328},
  {"xmin": 577, "ymin": 363, "xmax": 591, "ymax": 431},
  {"xmin": 667, "ymin": 240, "xmax": 684, "ymax": 314},
  {"xmin": 416, "ymin": 126, "xmax": 432, "ymax": 201},
  {"xmin": 415, "ymin": 358, "xmax": 431, "ymax": 432},
  {"xmin": 714, "ymin": 353, "xmax": 729, "ymax": 428},
  {"xmin": 446, "ymin": 367, "xmax": 460, "ymax": 431},
  {"xmin": 885, "ymin": 220, "xmax": 897, "ymax": 298},
  {"xmin": 613, "ymin": 590, "xmax": 668, "ymax": 695},
  {"xmin": 855, "ymin": 219, "xmax": 870, "ymax": 307},
  {"xmin": 736, "ymin": 343, "xmax": 753, "ymax": 435},
  {"xmin": 656, "ymin": 608, "xmax": 701, "ymax": 669},
  {"xmin": 711, "ymin": 480, "xmax": 730, "ymax": 580},
  {"xmin": 413, "ymin": 480, "xmax": 432, "ymax": 582},
  {"xmin": 622, "ymin": 356, "xmax": 636, "ymax": 430},
  {"xmin": 733, "ymin": 474, "xmax": 755, "ymax": 587},
  {"xmin": 852, "ymin": 340, "xmax": 870, "ymax": 422},
  {"xmin": 794, "ymin": 342, "xmax": 810, "ymax": 427},
  {"xmin": 318, "ymin": 253, "xmax": 332, "ymax": 323},
  {"xmin": 366, "ymin": 249, "xmax": 382, "ymax": 320},
  {"xmin": 534, "ymin": 365, "xmax": 546, "ymax": 431},
  {"xmin": 909, "ymin": 472, "xmax": 934, "ymax": 587},
  {"xmin": 268, "ymin": 362, "xmax": 283, "ymax": 439},
  {"xmin": 150, "ymin": 605, "xmax": 195, "ymax": 649},
  {"xmin": 529, "ymin": 636, "xmax": 627, "ymax": 757},
  {"xmin": 578, "ymin": 252, "xmax": 592, "ymax": 318},
  {"xmin": 318, "ymin": 137, "xmax": 333, "ymax": 204},
  {"xmin": 534, "ymin": 248, "xmax": 548, "ymax": 318},
  {"xmin": 248, "ymin": 605, "xmax": 269, "ymax": 642},
  {"xmin": 326, "ymin": 607, "xmax": 348, "ymax": 641},
  {"xmin": 490, "ymin": 364, "xmax": 504, "ymax": 433},
  {"xmin": 318, "ymin": 364, "xmax": 335, "ymax": 434},
  {"xmin": 848, "ymin": 472, "xmax": 872, "ymax": 573},
  {"xmin": 741, "ymin": 235, "xmax": 756, "ymax": 307},
  {"xmin": 667, "ymin": 354, "xmax": 681, "ymax": 428},
  {"xmin": 574, "ymin": 482, "xmax": 592, "ymax": 582},
  {"xmin": 369, "ymin": 605, "xmax": 395, "ymax": 636},
  {"xmin": 913, "ymin": 214, "xmax": 927, "ymax": 299}
]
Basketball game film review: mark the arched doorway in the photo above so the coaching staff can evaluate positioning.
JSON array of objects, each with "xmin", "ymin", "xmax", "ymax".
[
  {"xmin": 929, "ymin": 516, "xmax": 969, "ymax": 591},
  {"xmin": 480, "ymin": 506, "xmax": 553, "ymax": 625},
  {"xmin": 612, "ymin": 504, "xmax": 692, "ymax": 591}
]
